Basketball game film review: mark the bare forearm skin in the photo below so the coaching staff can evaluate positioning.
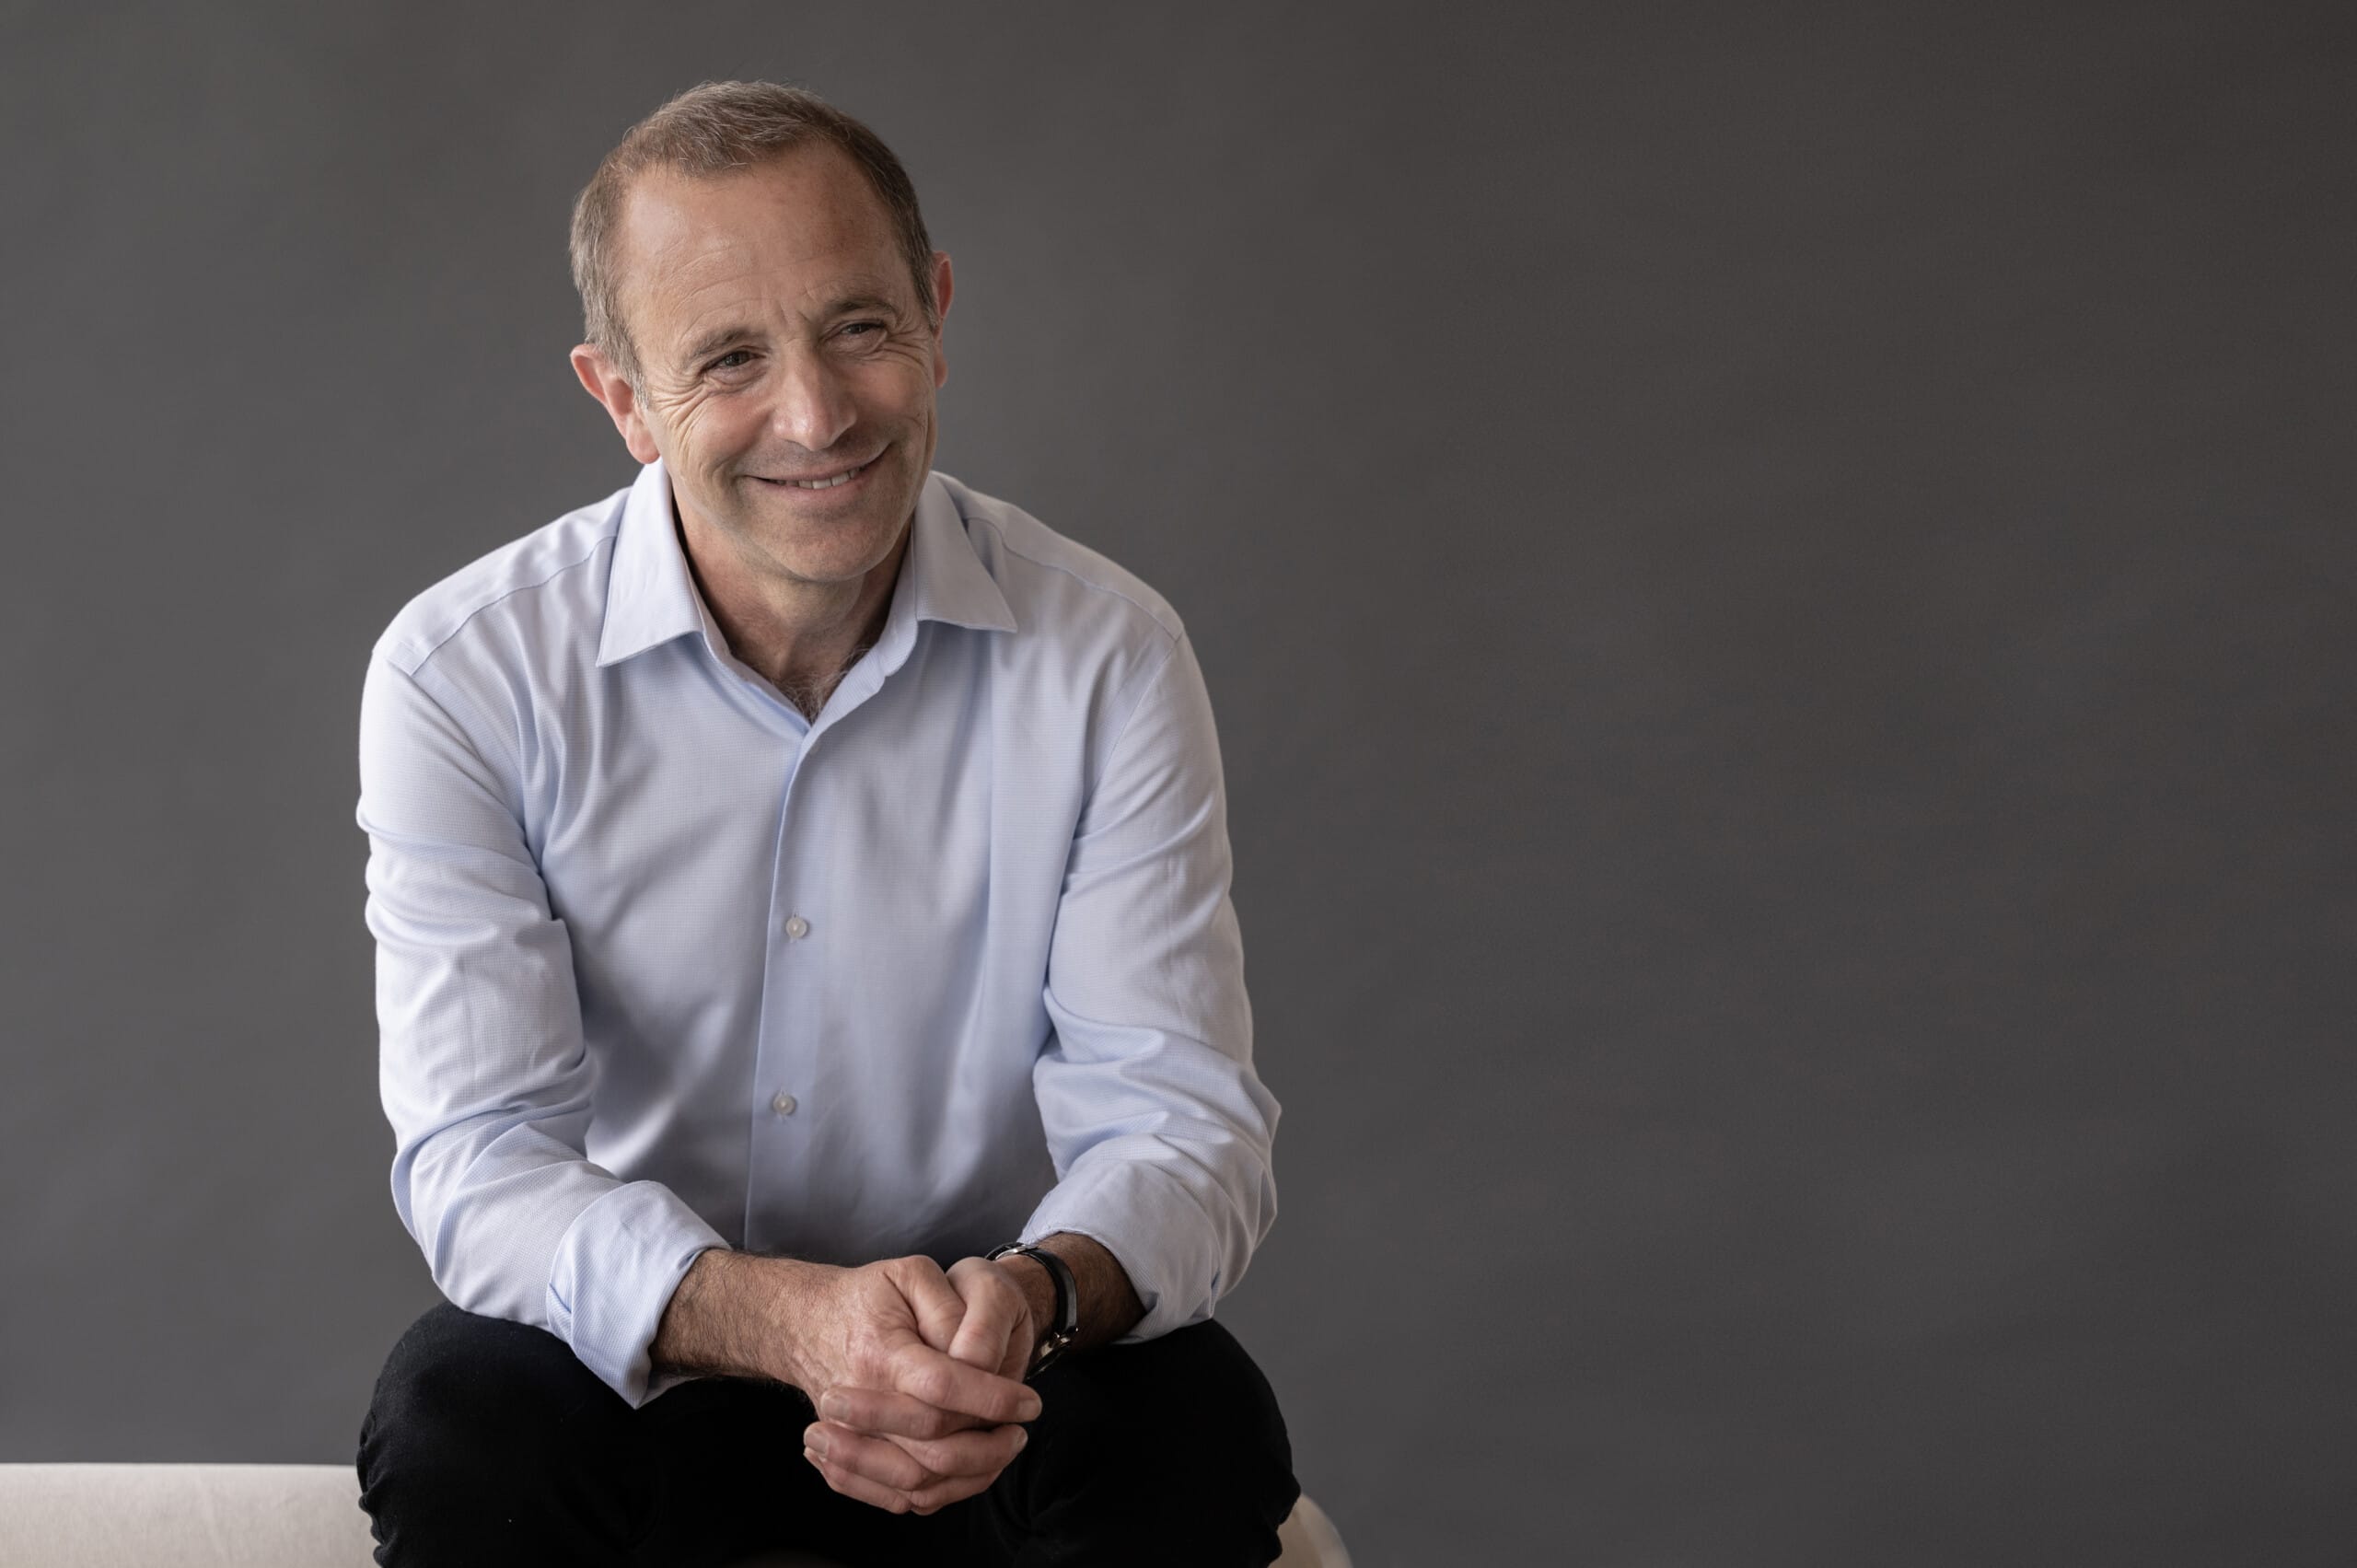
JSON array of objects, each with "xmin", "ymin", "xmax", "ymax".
[
  {"xmin": 650, "ymin": 1233, "xmax": 1145, "ymax": 1390},
  {"xmin": 651, "ymin": 1249, "xmax": 822, "ymax": 1386}
]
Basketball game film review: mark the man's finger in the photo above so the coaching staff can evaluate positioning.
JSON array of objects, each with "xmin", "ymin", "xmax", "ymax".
[
  {"xmin": 808, "ymin": 1416, "xmax": 1024, "ymax": 1485},
  {"xmin": 804, "ymin": 1443, "xmax": 1003, "ymax": 1518},
  {"xmin": 806, "ymin": 1452, "xmax": 999, "ymax": 1518},
  {"xmin": 944, "ymin": 1257, "xmax": 1028, "ymax": 1369},
  {"xmin": 889, "ymin": 1342, "xmax": 1041, "ymax": 1424},
  {"xmin": 818, "ymin": 1386, "xmax": 979, "ymax": 1442},
  {"xmin": 885, "ymin": 1421, "xmax": 1028, "ymax": 1481},
  {"xmin": 994, "ymin": 1318, "xmax": 1030, "ymax": 1384},
  {"xmin": 805, "ymin": 1447, "xmax": 916, "ymax": 1516},
  {"xmin": 891, "ymin": 1257, "xmax": 969, "ymax": 1354},
  {"xmin": 804, "ymin": 1421, "xmax": 934, "ymax": 1493}
]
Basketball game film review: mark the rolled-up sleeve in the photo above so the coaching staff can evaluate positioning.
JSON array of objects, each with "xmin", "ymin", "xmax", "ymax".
[
  {"xmin": 357, "ymin": 651, "xmax": 724, "ymax": 1405},
  {"xmin": 1020, "ymin": 632, "xmax": 1280, "ymax": 1340}
]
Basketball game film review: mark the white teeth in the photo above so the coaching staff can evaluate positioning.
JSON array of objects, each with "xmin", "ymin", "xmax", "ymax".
[{"xmin": 790, "ymin": 462, "xmax": 863, "ymax": 490}]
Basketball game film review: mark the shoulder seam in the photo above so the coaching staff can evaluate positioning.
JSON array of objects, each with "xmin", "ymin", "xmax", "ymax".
[
  {"xmin": 964, "ymin": 508, "xmax": 1182, "ymax": 646},
  {"xmin": 364, "ymin": 651, "xmax": 528, "ymax": 818}
]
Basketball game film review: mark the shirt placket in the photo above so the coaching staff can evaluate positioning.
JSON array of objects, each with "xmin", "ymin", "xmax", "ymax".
[{"xmin": 742, "ymin": 697, "xmax": 820, "ymax": 1257}]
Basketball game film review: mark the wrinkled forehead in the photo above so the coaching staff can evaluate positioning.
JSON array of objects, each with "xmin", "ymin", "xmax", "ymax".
[{"xmin": 612, "ymin": 146, "xmax": 912, "ymax": 342}]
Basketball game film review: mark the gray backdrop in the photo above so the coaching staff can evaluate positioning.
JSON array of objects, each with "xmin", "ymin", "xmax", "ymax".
[{"xmin": 3, "ymin": 3, "xmax": 2351, "ymax": 1564}]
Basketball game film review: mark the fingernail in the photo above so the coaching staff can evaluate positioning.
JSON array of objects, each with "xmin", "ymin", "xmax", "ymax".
[
  {"xmin": 807, "ymin": 1430, "xmax": 830, "ymax": 1459},
  {"xmin": 803, "ymin": 1446, "xmax": 824, "ymax": 1469},
  {"xmin": 1014, "ymin": 1428, "xmax": 1028, "ymax": 1451},
  {"xmin": 819, "ymin": 1392, "xmax": 847, "ymax": 1423}
]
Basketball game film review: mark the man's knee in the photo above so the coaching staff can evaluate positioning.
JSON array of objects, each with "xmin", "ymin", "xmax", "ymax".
[
  {"xmin": 366, "ymin": 1303, "xmax": 613, "ymax": 1456},
  {"xmin": 1021, "ymin": 1318, "xmax": 1299, "ymax": 1562},
  {"xmin": 357, "ymin": 1303, "xmax": 648, "ymax": 1564}
]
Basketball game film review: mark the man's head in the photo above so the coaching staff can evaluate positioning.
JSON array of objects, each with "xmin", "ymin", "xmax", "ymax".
[
  {"xmin": 568, "ymin": 81, "xmax": 951, "ymax": 592},
  {"xmin": 570, "ymin": 81, "xmax": 939, "ymax": 387}
]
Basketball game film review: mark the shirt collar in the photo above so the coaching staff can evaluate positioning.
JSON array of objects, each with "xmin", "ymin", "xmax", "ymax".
[
  {"xmin": 896, "ymin": 468, "xmax": 1021, "ymax": 636},
  {"xmin": 596, "ymin": 459, "xmax": 1016, "ymax": 669},
  {"xmin": 595, "ymin": 459, "xmax": 703, "ymax": 668}
]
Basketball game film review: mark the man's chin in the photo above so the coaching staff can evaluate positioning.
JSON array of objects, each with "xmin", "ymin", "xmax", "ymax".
[{"xmin": 754, "ymin": 512, "xmax": 909, "ymax": 585}]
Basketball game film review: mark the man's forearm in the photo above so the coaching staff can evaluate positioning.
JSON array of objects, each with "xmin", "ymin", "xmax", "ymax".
[
  {"xmin": 651, "ymin": 1248, "xmax": 819, "ymax": 1384},
  {"xmin": 654, "ymin": 1234, "xmax": 1144, "ymax": 1392}
]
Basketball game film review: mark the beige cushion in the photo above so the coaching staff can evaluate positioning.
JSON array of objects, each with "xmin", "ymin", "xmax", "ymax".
[
  {"xmin": 0, "ymin": 1464, "xmax": 1350, "ymax": 1567},
  {"xmin": 0, "ymin": 1466, "xmax": 377, "ymax": 1568}
]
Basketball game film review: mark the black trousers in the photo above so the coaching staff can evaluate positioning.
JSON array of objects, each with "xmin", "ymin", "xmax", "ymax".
[{"xmin": 356, "ymin": 1301, "xmax": 1299, "ymax": 1567}]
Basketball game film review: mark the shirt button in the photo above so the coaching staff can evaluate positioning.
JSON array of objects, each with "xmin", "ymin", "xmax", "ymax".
[
  {"xmin": 784, "ymin": 915, "xmax": 810, "ymax": 940},
  {"xmin": 772, "ymin": 1091, "xmax": 798, "ymax": 1117}
]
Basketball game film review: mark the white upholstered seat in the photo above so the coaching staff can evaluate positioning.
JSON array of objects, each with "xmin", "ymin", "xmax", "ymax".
[{"xmin": 0, "ymin": 1464, "xmax": 1352, "ymax": 1568}]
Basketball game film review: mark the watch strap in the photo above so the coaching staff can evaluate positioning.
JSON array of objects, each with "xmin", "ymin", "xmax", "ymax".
[{"xmin": 986, "ymin": 1241, "xmax": 1079, "ymax": 1376}]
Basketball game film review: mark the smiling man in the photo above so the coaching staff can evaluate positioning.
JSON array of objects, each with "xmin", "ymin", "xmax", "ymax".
[{"xmin": 353, "ymin": 82, "xmax": 1296, "ymax": 1566}]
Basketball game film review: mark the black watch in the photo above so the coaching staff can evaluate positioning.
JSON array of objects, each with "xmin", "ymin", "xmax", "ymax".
[{"xmin": 986, "ymin": 1242, "xmax": 1079, "ymax": 1378}]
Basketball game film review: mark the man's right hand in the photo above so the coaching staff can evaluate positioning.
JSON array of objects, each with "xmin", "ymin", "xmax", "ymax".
[{"xmin": 653, "ymin": 1249, "xmax": 1039, "ymax": 1516}]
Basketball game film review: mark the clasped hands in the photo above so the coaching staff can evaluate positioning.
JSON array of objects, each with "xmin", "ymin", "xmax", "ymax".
[{"xmin": 787, "ymin": 1253, "xmax": 1045, "ymax": 1516}]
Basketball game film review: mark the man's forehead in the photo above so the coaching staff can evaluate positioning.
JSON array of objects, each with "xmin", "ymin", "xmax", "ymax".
[
  {"xmin": 623, "ymin": 152, "xmax": 875, "ymax": 264},
  {"xmin": 614, "ymin": 148, "xmax": 911, "ymax": 330}
]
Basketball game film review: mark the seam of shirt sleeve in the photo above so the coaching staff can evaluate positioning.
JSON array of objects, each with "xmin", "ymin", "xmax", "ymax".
[
  {"xmin": 382, "ymin": 653, "xmax": 529, "ymax": 818},
  {"xmin": 380, "ymin": 526, "xmax": 620, "ymax": 676},
  {"xmin": 1091, "ymin": 630, "xmax": 1189, "ymax": 792}
]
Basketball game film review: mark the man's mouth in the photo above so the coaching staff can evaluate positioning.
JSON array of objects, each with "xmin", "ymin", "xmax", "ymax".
[{"xmin": 758, "ymin": 456, "xmax": 875, "ymax": 491}]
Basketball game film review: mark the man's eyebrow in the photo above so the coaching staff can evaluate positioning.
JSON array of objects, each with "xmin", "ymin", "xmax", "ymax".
[
  {"xmin": 679, "ymin": 322, "xmax": 756, "ymax": 366},
  {"xmin": 826, "ymin": 291, "xmax": 905, "ymax": 318}
]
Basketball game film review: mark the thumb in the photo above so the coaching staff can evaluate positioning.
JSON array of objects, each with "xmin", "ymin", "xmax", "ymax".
[{"xmin": 894, "ymin": 1256, "xmax": 968, "ymax": 1353}]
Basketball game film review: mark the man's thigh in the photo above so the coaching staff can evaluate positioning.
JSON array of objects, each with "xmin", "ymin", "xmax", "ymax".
[
  {"xmin": 662, "ymin": 1318, "xmax": 1295, "ymax": 1567},
  {"xmin": 943, "ymin": 1318, "xmax": 1300, "ymax": 1568},
  {"xmin": 641, "ymin": 1310, "xmax": 1291, "ymax": 1556},
  {"xmin": 359, "ymin": 1305, "xmax": 1295, "ymax": 1568},
  {"xmin": 356, "ymin": 1303, "xmax": 877, "ymax": 1568}
]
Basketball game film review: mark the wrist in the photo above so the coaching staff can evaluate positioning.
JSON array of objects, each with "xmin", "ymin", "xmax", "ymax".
[
  {"xmin": 761, "ymin": 1255, "xmax": 837, "ymax": 1392},
  {"xmin": 985, "ymin": 1241, "xmax": 1079, "ymax": 1376},
  {"xmin": 991, "ymin": 1252, "xmax": 1056, "ymax": 1347}
]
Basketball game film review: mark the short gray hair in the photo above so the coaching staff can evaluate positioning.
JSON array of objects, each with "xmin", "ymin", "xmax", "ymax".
[{"xmin": 569, "ymin": 80, "xmax": 937, "ymax": 384}]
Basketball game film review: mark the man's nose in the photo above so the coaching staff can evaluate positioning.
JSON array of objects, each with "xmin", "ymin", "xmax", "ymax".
[{"xmin": 771, "ymin": 348, "xmax": 857, "ymax": 454}]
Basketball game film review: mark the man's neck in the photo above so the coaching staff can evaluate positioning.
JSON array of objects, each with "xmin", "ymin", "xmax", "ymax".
[{"xmin": 677, "ymin": 507, "xmax": 911, "ymax": 714}]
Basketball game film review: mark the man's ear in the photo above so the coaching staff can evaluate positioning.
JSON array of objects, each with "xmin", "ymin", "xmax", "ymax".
[
  {"xmin": 571, "ymin": 343, "xmax": 662, "ymax": 465},
  {"xmin": 929, "ymin": 251, "xmax": 955, "ymax": 390}
]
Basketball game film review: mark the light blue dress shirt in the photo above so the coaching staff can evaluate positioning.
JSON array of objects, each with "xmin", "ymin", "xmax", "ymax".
[{"xmin": 357, "ymin": 461, "xmax": 1278, "ymax": 1406}]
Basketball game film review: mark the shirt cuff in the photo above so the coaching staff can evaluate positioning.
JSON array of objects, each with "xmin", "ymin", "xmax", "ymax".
[
  {"xmin": 546, "ymin": 1180, "xmax": 728, "ymax": 1407},
  {"xmin": 1019, "ymin": 1157, "xmax": 1225, "ymax": 1342}
]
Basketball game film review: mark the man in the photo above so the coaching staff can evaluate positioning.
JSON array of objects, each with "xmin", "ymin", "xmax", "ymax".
[{"xmin": 353, "ymin": 81, "xmax": 1297, "ymax": 1566}]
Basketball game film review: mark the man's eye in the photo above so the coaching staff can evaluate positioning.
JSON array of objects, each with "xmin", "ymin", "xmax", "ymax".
[
  {"xmin": 710, "ymin": 350, "xmax": 754, "ymax": 371},
  {"xmin": 839, "ymin": 321, "xmax": 885, "ymax": 342}
]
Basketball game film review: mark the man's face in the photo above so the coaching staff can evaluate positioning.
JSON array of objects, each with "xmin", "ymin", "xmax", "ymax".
[{"xmin": 584, "ymin": 145, "xmax": 951, "ymax": 589}]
